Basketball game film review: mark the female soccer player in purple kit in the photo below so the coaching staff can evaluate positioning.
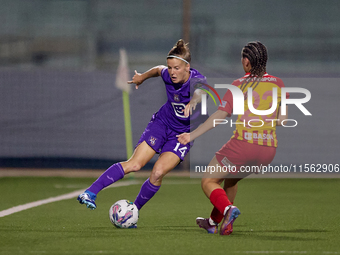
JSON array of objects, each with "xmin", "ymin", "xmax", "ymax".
[{"xmin": 77, "ymin": 39, "xmax": 207, "ymax": 218}]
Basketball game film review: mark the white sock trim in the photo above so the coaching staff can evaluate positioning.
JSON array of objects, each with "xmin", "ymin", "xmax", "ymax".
[
  {"xmin": 223, "ymin": 205, "xmax": 232, "ymax": 216},
  {"xmin": 209, "ymin": 217, "xmax": 218, "ymax": 226}
]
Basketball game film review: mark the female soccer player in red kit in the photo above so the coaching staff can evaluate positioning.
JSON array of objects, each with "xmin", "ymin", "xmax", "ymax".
[{"xmin": 178, "ymin": 41, "xmax": 288, "ymax": 235}]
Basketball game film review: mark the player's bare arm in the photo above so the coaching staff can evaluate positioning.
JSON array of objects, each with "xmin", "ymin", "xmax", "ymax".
[
  {"xmin": 128, "ymin": 65, "xmax": 166, "ymax": 89},
  {"xmin": 183, "ymin": 88, "xmax": 207, "ymax": 117},
  {"xmin": 177, "ymin": 109, "xmax": 229, "ymax": 145},
  {"xmin": 276, "ymin": 105, "xmax": 288, "ymax": 126}
]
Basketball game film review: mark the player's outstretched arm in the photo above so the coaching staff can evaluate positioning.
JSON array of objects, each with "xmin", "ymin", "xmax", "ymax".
[
  {"xmin": 183, "ymin": 89, "xmax": 207, "ymax": 117},
  {"xmin": 127, "ymin": 65, "xmax": 166, "ymax": 89},
  {"xmin": 177, "ymin": 109, "xmax": 229, "ymax": 145},
  {"xmin": 276, "ymin": 105, "xmax": 288, "ymax": 126}
]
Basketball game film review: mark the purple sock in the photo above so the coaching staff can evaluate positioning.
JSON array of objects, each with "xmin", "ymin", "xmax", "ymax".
[
  {"xmin": 134, "ymin": 178, "xmax": 160, "ymax": 210},
  {"xmin": 87, "ymin": 163, "xmax": 125, "ymax": 194}
]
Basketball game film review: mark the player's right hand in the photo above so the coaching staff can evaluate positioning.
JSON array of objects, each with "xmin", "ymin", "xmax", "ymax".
[
  {"xmin": 183, "ymin": 101, "xmax": 197, "ymax": 117},
  {"xmin": 127, "ymin": 70, "xmax": 144, "ymax": 89},
  {"xmin": 177, "ymin": 133, "xmax": 190, "ymax": 145}
]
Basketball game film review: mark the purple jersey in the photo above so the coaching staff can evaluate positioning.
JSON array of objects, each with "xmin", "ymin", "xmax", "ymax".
[{"xmin": 157, "ymin": 68, "xmax": 208, "ymax": 133}]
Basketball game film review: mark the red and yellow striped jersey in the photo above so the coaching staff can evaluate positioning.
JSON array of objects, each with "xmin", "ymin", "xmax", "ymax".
[{"xmin": 218, "ymin": 73, "xmax": 288, "ymax": 147}]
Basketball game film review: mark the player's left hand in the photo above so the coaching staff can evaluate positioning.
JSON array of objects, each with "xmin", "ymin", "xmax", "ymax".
[{"xmin": 177, "ymin": 133, "xmax": 190, "ymax": 145}]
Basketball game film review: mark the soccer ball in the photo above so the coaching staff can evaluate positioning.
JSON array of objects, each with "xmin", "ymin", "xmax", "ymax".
[{"xmin": 109, "ymin": 199, "xmax": 139, "ymax": 228}]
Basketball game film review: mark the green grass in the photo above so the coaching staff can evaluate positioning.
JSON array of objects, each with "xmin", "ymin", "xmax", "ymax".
[{"xmin": 0, "ymin": 176, "xmax": 339, "ymax": 254}]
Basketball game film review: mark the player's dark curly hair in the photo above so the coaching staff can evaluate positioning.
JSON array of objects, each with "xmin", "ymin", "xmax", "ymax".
[
  {"xmin": 167, "ymin": 39, "xmax": 191, "ymax": 63},
  {"xmin": 240, "ymin": 41, "xmax": 268, "ymax": 91}
]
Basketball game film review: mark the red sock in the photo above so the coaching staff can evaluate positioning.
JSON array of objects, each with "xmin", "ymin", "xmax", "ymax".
[
  {"xmin": 209, "ymin": 189, "xmax": 232, "ymax": 216},
  {"xmin": 210, "ymin": 207, "xmax": 224, "ymax": 223}
]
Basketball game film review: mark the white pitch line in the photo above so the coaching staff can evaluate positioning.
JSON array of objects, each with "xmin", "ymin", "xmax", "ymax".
[
  {"xmin": 0, "ymin": 180, "xmax": 139, "ymax": 218},
  {"xmin": 231, "ymin": 251, "xmax": 340, "ymax": 254},
  {"xmin": 24, "ymin": 251, "xmax": 340, "ymax": 254}
]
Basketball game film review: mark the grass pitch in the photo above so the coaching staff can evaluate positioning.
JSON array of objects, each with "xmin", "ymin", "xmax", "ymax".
[{"xmin": 0, "ymin": 175, "xmax": 339, "ymax": 254}]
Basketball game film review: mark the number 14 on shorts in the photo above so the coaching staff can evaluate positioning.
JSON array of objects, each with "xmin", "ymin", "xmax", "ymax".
[{"xmin": 174, "ymin": 142, "xmax": 187, "ymax": 158}]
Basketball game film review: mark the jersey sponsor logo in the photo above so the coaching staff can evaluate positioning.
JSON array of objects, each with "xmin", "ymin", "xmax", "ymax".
[
  {"xmin": 244, "ymin": 132, "xmax": 274, "ymax": 140},
  {"xmin": 244, "ymin": 132, "xmax": 252, "ymax": 140},
  {"xmin": 238, "ymin": 76, "xmax": 277, "ymax": 83},
  {"xmin": 261, "ymin": 77, "xmax": 277, "ymax": 82},
  {"xmin": 171, "ymin": 102, "xmax": 188, "ymax": 118}
]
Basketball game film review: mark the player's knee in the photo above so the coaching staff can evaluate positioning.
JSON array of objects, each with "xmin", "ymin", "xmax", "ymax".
[
  {"xmin": 201, "ymin": 178, "xmax": 219, "ymax": 190},
  {"xmin": 123, "ymin": 161, "xmax": 143, "ymax": 173},
  {"xmin": 130, "ymin": 164, "xmax": 142, "ymax": 172},
  {"xmin": 150, "ymin": 167, "xmax": 165, "ymax": 184}
]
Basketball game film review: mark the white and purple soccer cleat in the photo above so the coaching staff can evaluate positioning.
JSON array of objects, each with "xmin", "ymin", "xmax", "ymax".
[
  {"xmin": 196, "ymin": 217, "xmax": 218, "ymax": 234},
  {"xmin": 219, "ymin": 206, "xmax": 241, "ymax": 235}
]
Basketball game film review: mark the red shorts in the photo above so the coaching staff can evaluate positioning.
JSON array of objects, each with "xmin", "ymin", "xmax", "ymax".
[{"xmin": 215, "ymin": 138, "xmax": 276, "ymax": 174}]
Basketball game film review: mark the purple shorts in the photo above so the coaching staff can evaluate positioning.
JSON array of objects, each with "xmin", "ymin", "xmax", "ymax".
[{"xmin": 136, "ymin": 113, "xmax": 192, "ymax": 161}]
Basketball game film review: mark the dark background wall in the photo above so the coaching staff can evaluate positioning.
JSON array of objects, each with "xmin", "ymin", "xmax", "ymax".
[{"xmin": 0, "ymin": 0, "xmax": 339, "ymax": 169}]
